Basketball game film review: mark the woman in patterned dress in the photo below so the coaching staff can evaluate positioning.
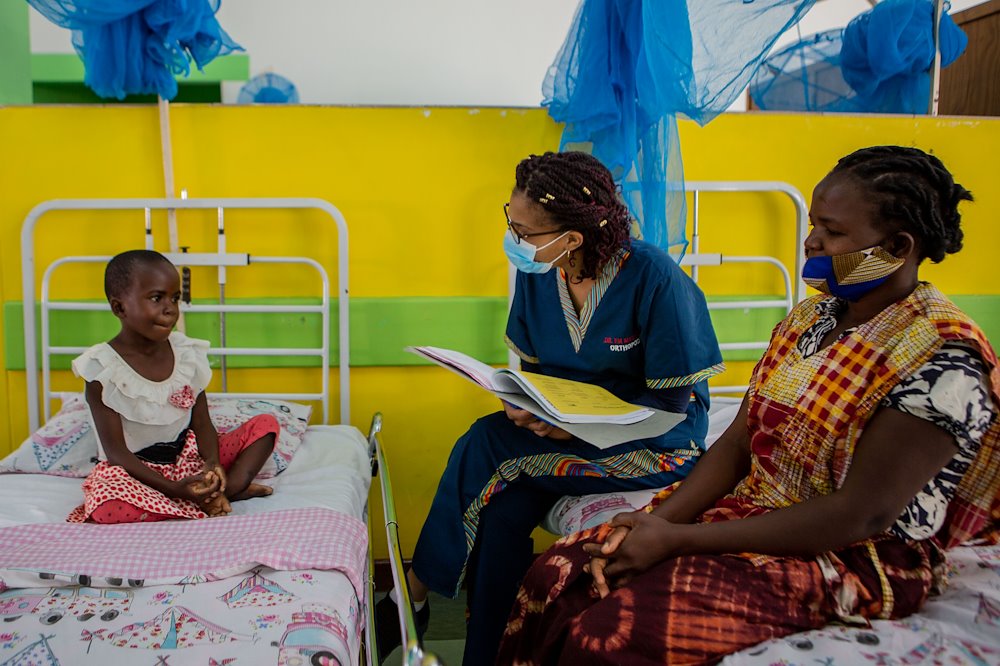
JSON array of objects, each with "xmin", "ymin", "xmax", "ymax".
[{"xmin": 497, "ymin": 146, "xmax": 1000, "ymax": 665}]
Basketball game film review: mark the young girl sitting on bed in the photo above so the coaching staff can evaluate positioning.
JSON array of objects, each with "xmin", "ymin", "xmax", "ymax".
[{"xmin": 67, "ymin": 250, "xmax": 280, "ymax": 524}]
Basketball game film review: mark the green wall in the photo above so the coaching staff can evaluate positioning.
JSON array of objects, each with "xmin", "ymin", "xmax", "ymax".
[
  {"xmin": 6, "ymin": 295, "xmax": 998, "ymax": 371},
  {"xmin": 0, "ymin": 3, "xmax": 32, "ymax": 105}
]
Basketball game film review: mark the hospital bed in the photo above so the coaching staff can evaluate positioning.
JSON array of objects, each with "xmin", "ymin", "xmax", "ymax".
[
  {"xmin": 0, "ymin": 197, "xmax": 439, "ymax": 665},
  {"xmin": 540, "ymin": 182, "xmax": 1000, "ymax": 664}
]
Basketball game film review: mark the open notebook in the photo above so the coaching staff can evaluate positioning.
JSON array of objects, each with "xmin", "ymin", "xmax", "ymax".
[{"xmin": 406, "ymin": 346, "xmax": 685, "ymax": 448}]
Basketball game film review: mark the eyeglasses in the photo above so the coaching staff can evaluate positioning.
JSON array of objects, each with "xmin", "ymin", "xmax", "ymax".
[{"xmin": 504, "ymin": 203, "xmax": 566, "ymax": 245}]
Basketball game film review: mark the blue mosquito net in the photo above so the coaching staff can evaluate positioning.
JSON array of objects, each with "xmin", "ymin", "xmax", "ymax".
[
  {"xmin": 752, "ymin": 0, "xmax": 967, "ymax": 114},
  {"xmin": 27, "ymin": 0, "xmax": 242, "ymax": 100},
  {"xmin": 238, "ymin": 73, "xmax": 300, "ymax": 104},
  {"xmin": 545, "ymin": 0, "xmax": 816, "ymax": 257},
  {"xmin": 750, "ymin": 30, "xmax": 861, "ymax": 112}
]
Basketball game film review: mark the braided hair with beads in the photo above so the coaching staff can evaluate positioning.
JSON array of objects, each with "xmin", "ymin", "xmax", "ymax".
[
  {"xmin": 514, "ymin": 152, "xmax": 631, "ymax": 281},
  {"xmin": 829, "ymin": 146, "xmax": 973, "ymax": 263}
]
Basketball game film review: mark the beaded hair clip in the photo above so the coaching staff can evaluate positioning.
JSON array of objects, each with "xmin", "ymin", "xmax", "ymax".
[{"xmin": 538, "ymin": 193, "xmax": 556, "ymax": 204}]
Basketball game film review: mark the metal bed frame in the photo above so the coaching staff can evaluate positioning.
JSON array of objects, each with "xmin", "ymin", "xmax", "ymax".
[
  {"xmin": 19, "ymin": 197, "xmax": 438, "ymax": 666},
  {"xmin": 21, "ymin": 197, "xmax": 350, "ymax": 433},
  {"xmin": 682, "ymin": 180, "xmax": 808, "ymax": 394},
  {"xmin": 368, "ymin": 414, "xmax": 443, "ymax": 666}
]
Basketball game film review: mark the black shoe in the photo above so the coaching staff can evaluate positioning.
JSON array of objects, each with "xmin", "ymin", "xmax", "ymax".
[{"xmin": 375, "ymin": 594, "xmax": 430, "ymax": 664}]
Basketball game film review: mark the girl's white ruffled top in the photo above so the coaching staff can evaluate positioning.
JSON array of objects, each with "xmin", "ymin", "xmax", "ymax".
[{"xmin": 72, "ymin": 332, "xmax": 213, "ymax": 460}]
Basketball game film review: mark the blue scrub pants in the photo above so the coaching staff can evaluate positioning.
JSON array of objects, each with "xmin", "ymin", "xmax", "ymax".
[{"xmin": 410, "ymin": 411, "xmax": 699, "ymax": 666}]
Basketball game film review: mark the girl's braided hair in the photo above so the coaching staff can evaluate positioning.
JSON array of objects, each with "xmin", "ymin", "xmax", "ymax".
[
  {"xmin": 830, "ymin": 146, "xmax": 972, "ymax": 263},
  {"xmin": 514, "ymin": 151, "xmax": 631, "ymax": 279}
]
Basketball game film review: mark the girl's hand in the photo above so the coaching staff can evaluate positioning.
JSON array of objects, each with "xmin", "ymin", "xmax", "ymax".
[
  {"xmin": 203, "ymin": 460, "xmax": 227, "ymax": 494},
  {"xmin": 199, "ymin": 461, "xmax": 232, "ymax": 516},
  {"xmin": 175, "ymin": 472, "xmax": 221, "ymax": 504}
]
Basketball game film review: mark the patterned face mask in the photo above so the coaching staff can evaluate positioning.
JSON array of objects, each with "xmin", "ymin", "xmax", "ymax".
[{"xmin": 802, "ymin": 244, "xmax": 905, "ymax": 301}]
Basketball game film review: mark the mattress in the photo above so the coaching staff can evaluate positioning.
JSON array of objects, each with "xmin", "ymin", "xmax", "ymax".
[{"xmin": 0, "ymin": 425, "xmax": 373, "ymax": 666}]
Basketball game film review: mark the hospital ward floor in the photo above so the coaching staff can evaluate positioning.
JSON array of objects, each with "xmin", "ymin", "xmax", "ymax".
[{"xmin": 378, "ymin": 591, "xmax": 467, "ymax": 664}]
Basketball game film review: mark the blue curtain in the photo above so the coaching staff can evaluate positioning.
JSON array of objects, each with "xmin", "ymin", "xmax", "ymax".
[
  {"xmin": 28, "ymin": 0, "xmax": 242, "ymax": 100},
  {"xmin": 545, "ymin": 0, "xmax": 816, "ymax": 257}
]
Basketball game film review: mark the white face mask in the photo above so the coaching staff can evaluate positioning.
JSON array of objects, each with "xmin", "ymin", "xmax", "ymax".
[{"xmin": 503, "ymin": 231, "xmax": 569, "ymax": 274}]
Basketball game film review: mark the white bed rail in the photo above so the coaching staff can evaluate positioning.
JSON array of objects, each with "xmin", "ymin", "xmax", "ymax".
[
  {"xmin": 681, "ymin": 181, "xmax": 808, "ymax": 394},
  {"xmin": 21, "ymin": 197, "xmax": 350, "ymax": 432},
  {"xmin": 683, "ymin": 180, "xmax": 808, "ymax": 303}
]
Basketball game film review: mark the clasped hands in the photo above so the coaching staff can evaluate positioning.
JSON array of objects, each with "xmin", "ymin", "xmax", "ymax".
[
  {"xmin": 582, "ymin": 510, "xmax": 685, "ymax": 598},
  {"xmin": 177, "ymin": 461, "xmax": 231, "ymax": 516}
]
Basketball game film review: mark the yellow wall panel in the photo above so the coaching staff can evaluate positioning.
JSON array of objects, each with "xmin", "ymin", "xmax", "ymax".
[
  {"xmin": 1, "ymin": 106, "xmax": 998, "ymax": 558},
  {"xmin": 680, "ymin": 114, "xmax": 999, "ymax": 297}
]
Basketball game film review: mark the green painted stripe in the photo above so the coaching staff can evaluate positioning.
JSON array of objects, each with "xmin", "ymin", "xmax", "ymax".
[
  {"xmin": 30, "ymin": 54, "xmax": 85, "ymax": 83},
  {"xmin": 3, "ymin": 297, "xmax": 510, "ymax": 370},
  {"xmin": 32, "ymin": 82, "xmax": 223, "ymax": 105},
  {"xmin": 0, "ymin": 2, "xmax": 32, "ymax": 104},
  {"xmin": 951, "ymin": 295, "xmax": 1000, "ymax": 345},
  {"xmin": 31, "ymin": 53, "xmax": 250, "ymax": 84},
  {"xmin": 4, "ymin": 295, "xmax": 998, "ymax": 371}
]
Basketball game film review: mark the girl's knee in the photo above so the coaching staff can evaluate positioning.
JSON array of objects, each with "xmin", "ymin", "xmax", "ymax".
[{"xmin": 248, "ymin": 414, "xmax": 280, "ymax": 448}]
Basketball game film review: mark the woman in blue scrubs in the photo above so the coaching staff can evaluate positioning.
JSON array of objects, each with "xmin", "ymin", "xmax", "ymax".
[{"xmin": 376, "ymin": 151, "xmax": 723, "ymax": 664}]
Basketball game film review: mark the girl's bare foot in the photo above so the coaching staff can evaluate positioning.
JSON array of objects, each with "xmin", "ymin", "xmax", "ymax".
[{"xmin": 230, "ymin": 483, "xmax": 274, "ymax": 501}]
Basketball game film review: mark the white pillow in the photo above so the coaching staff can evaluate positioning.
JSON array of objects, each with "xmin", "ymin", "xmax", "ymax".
[
  {"xmin": 207, "ymin": 397, "xmax": 312, "ymax": 477},
  {"xmin": 0, "ymin": 395, "xmax": 96, "ymax": 477}
]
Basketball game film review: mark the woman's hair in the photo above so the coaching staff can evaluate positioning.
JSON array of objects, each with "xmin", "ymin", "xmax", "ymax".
[
  {"xmin": 104, "ymin": 249, "xmax": 174, "ymax": 300},
  {"xmin": 514, "ymin": 151, "xmax": 631, "ymax": 279},
  {"xmin": 829, "ymin": 146, "xmax": 973, "ymax": 263}
]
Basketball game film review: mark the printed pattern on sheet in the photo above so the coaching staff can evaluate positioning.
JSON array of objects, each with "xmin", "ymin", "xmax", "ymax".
[{"xmin": 0, "ymin": 566, "xmax": 363, "ymax": 666}]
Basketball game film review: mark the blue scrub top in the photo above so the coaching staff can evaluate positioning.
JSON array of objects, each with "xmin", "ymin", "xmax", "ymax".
[{"xmin": 504, "ymin": 239, "xmax": 724, "ymax": 450}]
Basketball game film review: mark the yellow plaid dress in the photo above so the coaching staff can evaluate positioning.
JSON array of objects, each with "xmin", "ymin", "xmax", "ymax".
[{"xmin": 721, "ymin": 282, "xmax": 1000, "ymax": 549}]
